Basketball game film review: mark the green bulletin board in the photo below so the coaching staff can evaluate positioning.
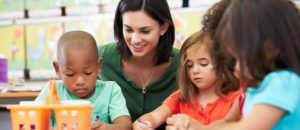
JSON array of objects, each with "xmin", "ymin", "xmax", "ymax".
[
  {"xmin": 26, "ymin": 0, "xmax": 58, "ymax": 9},
  {"xmin": 64, "ymin": 14, "xmax": 114, "ymax": 45},
  {"xmin": 0, "ymin": 25, "xmax": 25, "ymax": 79},
  {"xmin": 25, "ymin": 23, "xmax": 63, "ymax": 79},
  {"xmin": 62, "ymin": 0, "xmax": 101, "ymax": 7},
  {"xmin": 0, "ymin": 0, "xmax": 24, "ymax": 12}
]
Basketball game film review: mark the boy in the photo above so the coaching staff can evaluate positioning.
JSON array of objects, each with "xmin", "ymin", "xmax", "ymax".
[{"xmin": 35, "ymin": 31, "xmax": 132, "ymax": 130}]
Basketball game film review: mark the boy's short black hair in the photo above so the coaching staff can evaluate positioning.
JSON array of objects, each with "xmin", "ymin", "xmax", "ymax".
[{"xmin": 57, "ymin": 31, "xmax": 98, "ymax": 62}]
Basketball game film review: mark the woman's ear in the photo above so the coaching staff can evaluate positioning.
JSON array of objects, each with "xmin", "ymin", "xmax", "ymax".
[
  {"xmin": 97, "ymin": 57, "xmax": 103, "ymax": 73},
  {"xmin": 160, "ymin": 23, "xmax": 170, "ymax": 36},
  {"xmin": 53, "ymin": 61, "xmax": 61, "ymax": 77}
]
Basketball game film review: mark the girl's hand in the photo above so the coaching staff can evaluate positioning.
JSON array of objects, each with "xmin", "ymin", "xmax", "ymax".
[
  {"xmin": 166, "ymin": 114, "xmax": 190, "ymax": 130},
  {"xmin": 133, "ymin": 119, "xmax": 154, "ymax": 130}
]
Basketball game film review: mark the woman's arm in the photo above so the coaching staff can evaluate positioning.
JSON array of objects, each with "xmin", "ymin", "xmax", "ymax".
[
  {"xmin": 133, "ymin": 104, "xmax": 172, "ymax": 130},
  {"xmin": 91, "ymin": 115, "xmax": 132, "ymax": 130}
]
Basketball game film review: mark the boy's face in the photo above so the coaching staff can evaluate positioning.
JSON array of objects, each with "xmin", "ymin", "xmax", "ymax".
[{"xmin": 53, "ymin": 48, "xmax": 102, "ymax": 98}]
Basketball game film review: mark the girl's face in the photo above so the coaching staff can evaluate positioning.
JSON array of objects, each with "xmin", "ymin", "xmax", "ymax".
[
  {"xmin": 224, "ymin": 44, "xmax": 250, "ymax": 80},
  {"xmin": 122, "ymin": 10, "xmax": 168, "ymax": 58},
  {"xmin": 186, "ymin": 46, "xmax": 218, "ymax": 91},
  {"xmin": 234, "ymin": 60, "xmax": 241, "ymax": 79},
  {"xmin": 54, "ymin": 48, "xmax": 101, "ymax": 98}
]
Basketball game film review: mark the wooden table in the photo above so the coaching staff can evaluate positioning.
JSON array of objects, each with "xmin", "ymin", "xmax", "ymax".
[
  {"xmin": 0, "ymin": 91, "xmax": 39, "ymax": 98},
  {"xmin": 0, "ymin": 80, "xmax": 46, "ymax": 108},
  {"xmin": 0, "ymin": 91, "xmax": 40, "ymax": 108}
]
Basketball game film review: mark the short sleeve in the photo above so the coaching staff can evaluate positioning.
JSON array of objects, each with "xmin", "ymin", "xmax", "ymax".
[
  {"xmin": 35, "ymin": 81, "xmax": 50, "ymax": 101},
  {"xmin": 251, "ymin": 71, "xmax": 300, "ymax": 114},
  {"xmin": 227, "ymin": 90, "xmax": 241, "ymax": 103},
  {"xmin": 163, "ymin": 90, "xmax": 181, "ymax": 114},
  {"xmin": 108, "ymin": 82, "xmax": 130, "ymax": 121}
]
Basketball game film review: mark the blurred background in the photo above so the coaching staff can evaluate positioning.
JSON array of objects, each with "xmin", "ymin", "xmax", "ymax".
[
  {"xmin": 0, "ymin": 0, "xmax": 224, "ymax": 82},
  {"xmin": 0, "ymin": 0, "xmax": 298, "ymax": 82},
  {"xmin": 0, "ymin": 0, "xmax": 299, "ymax": 130}
]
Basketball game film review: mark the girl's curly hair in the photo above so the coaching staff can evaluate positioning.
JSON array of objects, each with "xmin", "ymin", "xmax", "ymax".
[
  {"xmin": 201, "ymin": 0, "xmax": 232, "ymax": 38},
  {"xmin": 201, "ymin": 0, "xmax": 239, "ymax": 94}
]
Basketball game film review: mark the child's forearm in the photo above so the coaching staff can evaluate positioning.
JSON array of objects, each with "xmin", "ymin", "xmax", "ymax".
[
  {"xmin": 195, "ymin": 118, "xmax": 240, "ymax": 130},
  {"xmin": 133, "ymin": 105, "xmax": 172, "ymax": 129},
  {"xmin": 95, "ymin": 123, "xmax": 132, "ymax": 130},
  {"xmin": 92, "ymin": 116, "xmax": 132, "ymax": 130},
  {"xmin": 133, "ymin": 113, "xmax": 156, "ymax": 129}
]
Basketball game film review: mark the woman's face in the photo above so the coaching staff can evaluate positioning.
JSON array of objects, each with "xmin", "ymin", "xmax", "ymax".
[{"xmin": 122, "ymin": 10, "xmax": 168, "ymax": 58}]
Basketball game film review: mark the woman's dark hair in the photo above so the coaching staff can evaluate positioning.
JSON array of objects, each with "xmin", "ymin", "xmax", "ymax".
[
  {"xmin": 114, "ymin": 0, "xmax": 175, "ymax": 65},
  {"xmin": 217, "ymin": 0, "xmax": 300, "ymax": 85}
]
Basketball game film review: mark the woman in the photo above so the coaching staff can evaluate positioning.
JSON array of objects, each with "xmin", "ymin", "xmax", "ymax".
[{"xmin": 98, "ymin": 0, "xmax": 180, "ymax": 124}]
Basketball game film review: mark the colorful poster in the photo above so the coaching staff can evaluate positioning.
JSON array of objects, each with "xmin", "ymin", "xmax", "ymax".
[
  {"xmin": 62, "ymin": 0, "xmax": 101, "ymax": 7},
  {"xmin": 0, "ymin": 0, "xmax": 23, "ymax": 12},
  {"xmin": 0, "ymin": 25, "xmax": 24, "ymax": 79},
  {"xmin": 172, "ymin": 8, "xmax": 204, "ymax": 48},
  {"xmin": 26, "ymin": 23, "xmax": 63, "ymax": 79},
  {"xmin": 26, "ymin": 0, "xmax": 58, "ymax": 9},
  {"xmin": 64, "ymin": 14, "xmax": 115, "ymax": 45},
  {"xmin": 0, "ymin": 6, "xmax": 206, "ymax": 80}
]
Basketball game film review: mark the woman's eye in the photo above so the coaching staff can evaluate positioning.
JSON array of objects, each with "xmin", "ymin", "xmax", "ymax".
[
  {"xmin": 125, "ymin": 28, "xmax": 133, "ymax": 33},
  {"xmin": 141, "ymin": 30, "xmax": 150, "ymax": 34}
]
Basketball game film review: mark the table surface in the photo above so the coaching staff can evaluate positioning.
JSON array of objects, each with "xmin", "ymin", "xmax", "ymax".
[
  {"xmin": 0, "ymin": 80, "xmax": 45, "ymax": 98},
  {"xmin": 0, "ymin": 91, "xmax": 39, "ymax": 98}
]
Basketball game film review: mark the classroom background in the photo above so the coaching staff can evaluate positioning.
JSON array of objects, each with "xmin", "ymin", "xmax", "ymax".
[
  {"xmin": 1, "ymin": 0, "xmax": 299, "ymax": 81},
  {"xmin": 0, "ymin": 0, "xmax": 212, "ymax": 82},
  {"xmin": 0, "ymin": 0, "xmax": 300, "ymax": 130}
]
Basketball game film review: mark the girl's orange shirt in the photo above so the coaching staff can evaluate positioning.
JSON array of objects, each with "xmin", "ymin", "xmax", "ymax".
[{"xmin": 164, "ymin": 90, "xmax": 240, "ymax": 125}]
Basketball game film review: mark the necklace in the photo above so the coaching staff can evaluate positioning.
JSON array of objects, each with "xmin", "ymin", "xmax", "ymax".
[{"xmin": 133, "ymin": 63, "xmax": 157, "ymax": 94}]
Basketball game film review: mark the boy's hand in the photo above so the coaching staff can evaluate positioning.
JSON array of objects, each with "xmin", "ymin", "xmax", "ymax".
[
  {"xmin": 91, "ymin": 121, "xmax": 106, "ymax": 130},
  {"xmin": 133, "ymin": 119, "xmax": 154, "ymax": 130}
]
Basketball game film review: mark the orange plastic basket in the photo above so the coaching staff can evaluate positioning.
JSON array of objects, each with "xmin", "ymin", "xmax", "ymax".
[
  {"xmin": 53, "ymin": 101, "xmax": 92, "ymax": 130},
  {"xmin": 7, "ymin": 81, "xmax": 93, "ymax": 130},
  {"xmin": 7, "ymin": 104, "xmax": 51, "ymax": 130}
]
